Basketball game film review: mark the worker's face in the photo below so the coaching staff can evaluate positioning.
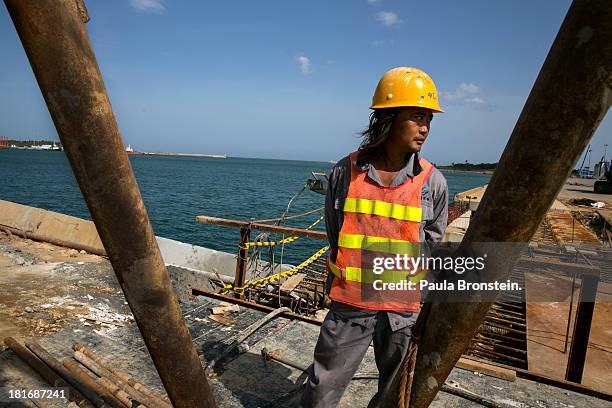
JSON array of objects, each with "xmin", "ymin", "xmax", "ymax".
[{"xmin": 387, "ymin": 107, "xmax": 433, "ymax": 153}]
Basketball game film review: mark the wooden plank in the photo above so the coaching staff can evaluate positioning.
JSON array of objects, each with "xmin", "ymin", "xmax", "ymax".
[
  {"xmin": 280, "ymin": 273, "xmax": 306, "ymax": 292},
  {"xmin": 196, "ymin": 216, "xmax": 327, "ymax": 240},
  {"xmin": 456, "ymin": 357, "xmax": 516, "ymax": 382},
  {"xmin": 208, "ymin": 314, "xmax": 235, "ymax": 326},
  {"xmin": 211, "ymin": 305, "xmax": 240, "ymax": 315}
]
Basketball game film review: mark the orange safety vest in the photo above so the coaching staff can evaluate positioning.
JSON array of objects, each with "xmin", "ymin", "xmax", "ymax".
[{"xmin": 328, "ymin": 151, "xmax": 434, "ymax": 311}]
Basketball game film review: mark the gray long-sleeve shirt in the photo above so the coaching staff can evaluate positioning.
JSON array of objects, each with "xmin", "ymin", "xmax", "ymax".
[{"xmin": 325, "ymin": 151, "xmax": 448, "ymax": 329}]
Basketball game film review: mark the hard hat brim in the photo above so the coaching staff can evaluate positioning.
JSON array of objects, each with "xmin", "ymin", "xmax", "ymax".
[{"xmin": 369, "ymin": 102, "xmax": 444, "ymax": 113}]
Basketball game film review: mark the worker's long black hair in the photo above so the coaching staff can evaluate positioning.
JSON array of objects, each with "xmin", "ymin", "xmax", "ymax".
[{"xmin": 358, "ymin": 108, "xmax": 398, "ymax": 163}]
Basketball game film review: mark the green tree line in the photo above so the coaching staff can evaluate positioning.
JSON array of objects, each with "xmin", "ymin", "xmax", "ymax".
[{"xmin": 438, "ymin": 161, "xmax": 497, "ymax": 171}]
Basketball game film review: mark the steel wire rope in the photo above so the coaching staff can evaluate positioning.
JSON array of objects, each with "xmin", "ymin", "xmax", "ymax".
[
  {"xmin": 275, "ymin": 183, "xmax": 317, "ymax": 311},
  {"xmin": 250, "ymin": 183, "xmax": 308, "ymax": 281},
  {"xmin": 236, "ymin": 182, "xmax": 324, "ymax": 298}
]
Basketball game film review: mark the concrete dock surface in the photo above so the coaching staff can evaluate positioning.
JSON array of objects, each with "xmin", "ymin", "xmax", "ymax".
[
  {"xmin": 1, "ymin": 226, "xmax": 611, "ymax": 406},
  {"xmin": 559, "ymin": 178, "xmax": 612, "ymax": 203},
  {"xmin": 455, "ymin": 177, "xmax": 612, "ymax": 211}
]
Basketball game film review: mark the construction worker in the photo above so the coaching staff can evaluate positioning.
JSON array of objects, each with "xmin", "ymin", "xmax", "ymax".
[{"xmin": 301, "ymin": 67, "xmax": 448, "ymax": 407}]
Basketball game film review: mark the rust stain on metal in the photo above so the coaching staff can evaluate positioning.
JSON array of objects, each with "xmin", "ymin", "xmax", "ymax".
[
  {"xmin": 3, "ymin": 1, "xmax": 216, "ymax": 406},
  {"xmin": 398, "ymin": 1, "xmax": 612, "ymax": 407}
]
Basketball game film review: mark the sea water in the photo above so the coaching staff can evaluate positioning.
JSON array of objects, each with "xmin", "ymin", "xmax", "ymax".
[{"xmin": 0, "ymin": 150, "xmax": 491, "ymax": 264}]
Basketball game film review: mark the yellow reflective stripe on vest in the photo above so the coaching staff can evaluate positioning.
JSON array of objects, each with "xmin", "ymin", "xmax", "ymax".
[
  {"xmin": 343, "ymin": 197, "xmax": 422, "ymax": 222},
  {"xmin": 338, "ymin": 233, "xmax": 420, "ymax": 256},
  {"xmin": 329, "ymin": 261, "xmax": 425, "ymax": 284},
  {"xmin": 328, "ymin": 260, "xmax": 343, "ymax": 278}
]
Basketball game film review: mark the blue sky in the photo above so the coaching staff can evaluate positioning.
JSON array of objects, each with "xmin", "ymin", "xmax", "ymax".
[{"xmin": 0, "ymin": 0, "xmax": 609, "ymax": 165}]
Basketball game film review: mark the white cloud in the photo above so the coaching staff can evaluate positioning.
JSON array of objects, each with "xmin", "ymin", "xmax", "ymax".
[
  {"xmin": 369, "ymin": 39, "xmax": 395, "ymax": 47},
  {"xmin": 130, "ymin": 0, "xmax": 165, "ymax": 14},
  {"xmin": 367, "ymin": 0, "xmax": 380, "ymax": 4},
  {"xmin": 465, "ymin": 97, "xmax": 485, "ymax": 104},
  {"xmin": 296, "ymin": 56, "xmax": 313, "ymax": 75},
  {"xmin": 376, "ymin": 11, "xmax": 401, "ymax": 27},
  {"xmin": 441, "ymin": 83, "xmax": 488, "ymax": 106}
]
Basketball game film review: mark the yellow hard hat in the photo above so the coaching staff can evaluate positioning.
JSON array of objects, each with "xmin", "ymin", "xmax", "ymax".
[{"xmin": 370, "ymin": 67, "xmax": 444, "ymax": 112}]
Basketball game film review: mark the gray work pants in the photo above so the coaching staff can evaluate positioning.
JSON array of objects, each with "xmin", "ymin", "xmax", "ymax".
[{"xmin": 300, "ymin": 309, "xmax": 417, "ymax": 408}]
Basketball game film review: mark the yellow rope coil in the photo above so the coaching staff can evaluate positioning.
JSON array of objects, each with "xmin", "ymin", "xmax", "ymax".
[{"xmin": 224, "ymin": 245, "xmax": 329, "ymax": 294}]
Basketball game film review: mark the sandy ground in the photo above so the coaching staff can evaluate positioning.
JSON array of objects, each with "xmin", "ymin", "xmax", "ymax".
[
  {"xmin": 560, "ymin": 178, "xmax": 612, "ymax": 203},
  {"xmin": 0, "ymin": 231, "xmax": 133, "ymax": 352}
]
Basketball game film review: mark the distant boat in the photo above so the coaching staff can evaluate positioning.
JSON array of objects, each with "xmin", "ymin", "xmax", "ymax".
[{"xmin": 126, "ymin": 144, "xmax": 145, "ymax": 155}]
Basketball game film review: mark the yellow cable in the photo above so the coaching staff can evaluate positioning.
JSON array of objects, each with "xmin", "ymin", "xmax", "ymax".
[
  {"xmin": 224, "ymin": 245, "xmax": 329, "ymax": 294},
  {"xmin": 242, "ymin": 214, "xmax": 324, "ymax": 248}
]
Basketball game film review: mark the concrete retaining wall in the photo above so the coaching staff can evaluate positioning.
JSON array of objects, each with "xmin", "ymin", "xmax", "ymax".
[
  {"xmin": 157, "ymin": 236, "xmax": 237, "ymax": 277},
  {"xmin": 0, "ymin": 199, "xmax": 239, "ymax": 278},
  {"xmin": 0, "ymin": 199, "xmax": 105, "ymax": 255}
]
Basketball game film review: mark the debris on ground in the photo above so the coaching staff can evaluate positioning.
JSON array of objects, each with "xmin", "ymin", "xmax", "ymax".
[{"xmin": 211, "ymin": 304, "xmax": 240, "ymax": 315}]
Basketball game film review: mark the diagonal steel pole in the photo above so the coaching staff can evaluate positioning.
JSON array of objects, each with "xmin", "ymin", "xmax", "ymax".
[
  {"xmin": 3, "ymin": 1, "xmax": 216, "ymax": 406},
  {"xmin": 383, "ymin": 1, "xmax": 612, "ymax": 406}
]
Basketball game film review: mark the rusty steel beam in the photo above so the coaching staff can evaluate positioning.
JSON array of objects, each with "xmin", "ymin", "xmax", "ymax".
[
  {"xmin": 3, "ymin": 1, "xmax": 216, "ymax": 407},
  {"xmin": 4, "ymin": 337, "xmax": 94, "ymax": 408},
  {"xmin": 390, "ymin": 1, "xmax": 612, "ymax": 407},
  {"xmin": 73, "ymin": 342, "xmax": 170, "ymax": 406},
  {"xmin": 473, "ymin": 335, "xmax": 526, "ymax": 354},
  {"xmin": 61, "ymin": 358, "xmax": 125, "ymax": 408},
  {"xmin": 73, "ymin": 350, "xmax": 169, "ymax": 408},
  {"xmin": 25, "ymin": 340, "xmax": 112, "ymax": 408},
  {"xmin": 192, "ymin": 287, "xmax": 324, "ymax": 326},
  {"xmin": 0, "ymin": 224, "xmax": 106, "ymax": 256},
  {"xmin": 196, "ymin": 215, "xmax": 327, "ymax": 239},
  {"xmin": 234, "ymin": 227, "xmax": 250, "ymax": 299},
  {"xmin": 565, "ymin": 268, "xmax": 600, "ymax": 382}
]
